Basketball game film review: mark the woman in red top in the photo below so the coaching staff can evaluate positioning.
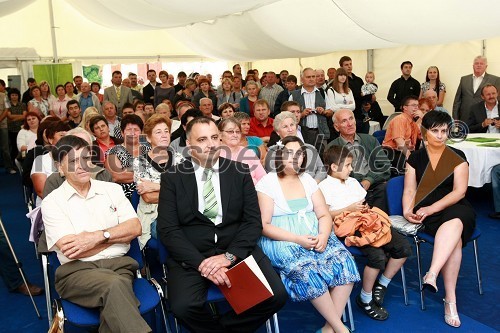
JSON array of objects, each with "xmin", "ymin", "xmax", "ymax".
[{"xmin": 89, "ymin": 115, "xmax": 122, "ymax": 166}]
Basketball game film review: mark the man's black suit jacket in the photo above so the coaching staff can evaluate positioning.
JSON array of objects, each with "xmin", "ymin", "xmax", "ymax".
[
  {"xmin": 157, "ymin": 157, "xmax": 264, "ymax": 270},
  {"xmin": 467, "ymin": 101, "xmax": 489, "ymax": 133},
  {"xmin": 143, "ymin": 81, "xmax": 160, "ymax": 105}
]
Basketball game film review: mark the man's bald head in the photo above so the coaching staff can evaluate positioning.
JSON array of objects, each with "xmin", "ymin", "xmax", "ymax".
[{"xmin": 423, "ymin": 90, "xmax": 437, "ymax": 108}]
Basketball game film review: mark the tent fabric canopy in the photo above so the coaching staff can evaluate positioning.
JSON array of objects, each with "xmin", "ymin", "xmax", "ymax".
[{"xmin": 1, "ymin": 0, "xmax": 500, "ymax": 60}]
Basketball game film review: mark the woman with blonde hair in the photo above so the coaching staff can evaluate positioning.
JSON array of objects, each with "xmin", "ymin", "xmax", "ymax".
[
  {"xmin": 217, "ymin": 78, "xmax": 237, "ymax": 107},
  {"xmin": 240, "ymin": 81, "xmax": 259, "ymax": 117},
  {"xmin": 133, "ymin": 114, "xmax": 183, "ymax": 248},
  {"xmin": 39, "ymin": 81, "xmax": 56, "ymax": 108}
]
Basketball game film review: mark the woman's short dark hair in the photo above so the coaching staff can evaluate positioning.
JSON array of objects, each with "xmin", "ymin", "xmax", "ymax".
[
  {"xmin": 421, "ymin": 110, "xmax": 452, "ymax": 130},
  {"xmin": 45, "ymin": 120, "xmax": 71, "ymax": 141},
  {"xmin": 23, "ymin": 111, "xmax": 42, "ymax": 130},
  {"xmin": 274, "ymin": 136, "xmax": 307, "ymax": 178},
  {"xmin": 54, "ymin": 84, "xmax": 65, "ymax": 94},
  {"xmin": 36, "ymin": 117, "xmax": 61, "ymax": 145},
  {"xmin": 90, "ymin": 82, "xmax": 101, "ymax": 90},
  {"xmin": 89, "ymin": 115, "xmax": 108, "ymax": 133},
  {"xmin": 323, "ymin": 145, "xmax": 353, "ymax": 175},
  {"xmin": 218, "ymin": 103, "xmax": 235, "ymax": 114},
  {"xmin": 52, "ymin": 135, "xmax": 90, "ymax": 163},
  {"xmin": 7, "ymin": 88, "xmax": 20, "ymax": 100},
  {"xmin": 120, "ymin": 114, "xmax": 144, "ymax": 133}
]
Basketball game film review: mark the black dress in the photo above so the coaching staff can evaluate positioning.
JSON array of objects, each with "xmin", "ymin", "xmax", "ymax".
[{"xmin": 406, "ymin": 146, "xmax": 476, "ymax": 245}]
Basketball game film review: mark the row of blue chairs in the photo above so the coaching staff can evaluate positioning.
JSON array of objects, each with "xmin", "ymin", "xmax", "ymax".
[{"xmin": 40, "ymin": 174, "xmax": 482, "ymax": 332}]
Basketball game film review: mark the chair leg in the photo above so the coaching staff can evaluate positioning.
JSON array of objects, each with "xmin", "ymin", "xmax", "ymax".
[
  {"xmin": 42, "ymin": 254, "xmax": 52, "ymax": 327},
  {"xmin": 265, "ymin": 318, "xmax": 272, "ymax": 333},
  {"xmin": 473, "ymin": 239, "xmax": 483, "ymax": 295},
  {"xmin": 400, "ymin": 266, "xmax": 409, "ymax": 306},
  {"xmin": 347, "ymin": 297, "xmax": 355, "ymax": 331},
  {"xmin": 272, "ymin": 313, "xmax": 280, "ymax": 333},
  {"xmin": 150, "ymin": 278, "xmax": 171, "ymax": 333},
  {"xmin": 414, "ymin": 236, "xmax": 426, "ymax": 310}
]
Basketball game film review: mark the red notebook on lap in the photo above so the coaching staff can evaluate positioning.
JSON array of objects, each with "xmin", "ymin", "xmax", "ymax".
[{"xmin": 218, "ymin": 255, "xmax": 274, "ymax": 314}]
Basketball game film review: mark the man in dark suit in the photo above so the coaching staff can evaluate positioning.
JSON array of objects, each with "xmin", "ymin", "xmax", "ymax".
[
  {"xmin": 467, "ymin": 84, "xmax": 500, "ymax": 133},
  {"xmin": 157, "ymin": 117, "xmax": 287, "ymax": 333},
  {"xmin": 142, "ymin": 69, "xmax": 160, "ymax": 105},
  {"xmin": 453, "ymin": 55, "xmax": 500, "ymax": 122}
]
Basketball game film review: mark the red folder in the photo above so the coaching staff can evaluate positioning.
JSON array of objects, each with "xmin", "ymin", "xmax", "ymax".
[{"xmin": 218, "ymin": 255, "xmax": 274, "ymax": 314}]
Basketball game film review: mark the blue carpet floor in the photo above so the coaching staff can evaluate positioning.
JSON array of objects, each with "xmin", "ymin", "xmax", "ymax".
[{"xmin": 0, "ymin": 168, "xmax": 499, "ymax": 333}]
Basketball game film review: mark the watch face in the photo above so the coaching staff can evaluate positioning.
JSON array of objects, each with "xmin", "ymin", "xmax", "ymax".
[{"xmin": 104, "ymin": 231, "xmax": 110, "ymax": 239}]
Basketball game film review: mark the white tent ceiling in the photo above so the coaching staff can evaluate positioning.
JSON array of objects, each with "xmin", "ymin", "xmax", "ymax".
[{"xmin": 1, "ymin": 0, "xmax": 500, "ymax": 61}]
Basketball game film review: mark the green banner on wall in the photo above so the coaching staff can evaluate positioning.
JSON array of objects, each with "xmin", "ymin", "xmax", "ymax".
[{"xmin": 33, "ymin": 63, "xmax": 73, "ymax": 93}]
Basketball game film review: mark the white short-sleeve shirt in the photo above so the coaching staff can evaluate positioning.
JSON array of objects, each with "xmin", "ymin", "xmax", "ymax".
[
  {"xmin": 318, "ymin": 175, "xmax": 366, "ymax": 211},
  {"xmin": 42, "ymin": 179, "xmax": 138, "ymax": 264}
]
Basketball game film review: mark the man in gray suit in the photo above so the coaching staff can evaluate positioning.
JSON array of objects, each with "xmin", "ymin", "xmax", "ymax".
[
  {"xmin": 453, "ymin": 56, "xmax": 500, "ymax": 122},
  {"xmin": 103, "ymin": 71, "xmax": 133, "ymax": 116}
]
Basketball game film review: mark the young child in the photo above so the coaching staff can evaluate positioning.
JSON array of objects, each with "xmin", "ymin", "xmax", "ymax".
[
  {"xmin": 319, "ymin": 145, "xmax": 411, "ymax": 321},
  {"xmin": 361, "ymin": 72, "xmax": 378, "ymax": 97}
]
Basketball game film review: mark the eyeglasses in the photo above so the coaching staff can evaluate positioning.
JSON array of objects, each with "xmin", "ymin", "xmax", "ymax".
[
  {"xmin": 223, "ymin": 130, "xmax": 241, "ymax": 135},
  {"xmin": 405, "ymin": 103, "xmax": 419, "ymax": 107},
  {"xmin": 342, "ymin": 93, "xmax": 347, "ymax": 104}
]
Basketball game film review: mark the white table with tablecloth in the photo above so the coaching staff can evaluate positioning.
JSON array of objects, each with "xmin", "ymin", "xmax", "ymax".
[{"xmin": 448, "ymin": 133, "xmax": 500, "ymax": 187}]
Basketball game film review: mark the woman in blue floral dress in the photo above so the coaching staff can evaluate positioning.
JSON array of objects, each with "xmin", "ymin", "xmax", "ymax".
[{"xmin": 256, "ymin": 136, "xmax": 359, "ymax": 333}]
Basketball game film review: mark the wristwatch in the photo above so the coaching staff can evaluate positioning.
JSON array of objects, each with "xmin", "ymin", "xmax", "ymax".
[
  {"xmin": 103, "ymin": 230, "xmax": 111, "ymax": 242},
  {"xmin": 224, "ymin": 252, "xmax": 236, "ymax": 265}
]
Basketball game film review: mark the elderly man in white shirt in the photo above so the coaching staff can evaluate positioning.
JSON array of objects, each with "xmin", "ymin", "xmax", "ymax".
[{"xmin": 42, "ymin": 135, "xmax": 150, "ymax": 333}]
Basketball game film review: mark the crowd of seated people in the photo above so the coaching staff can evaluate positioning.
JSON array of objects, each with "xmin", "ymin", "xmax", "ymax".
[{"xmin": 0, "ymin": 54, "xmax": 499, "ymax": 332}]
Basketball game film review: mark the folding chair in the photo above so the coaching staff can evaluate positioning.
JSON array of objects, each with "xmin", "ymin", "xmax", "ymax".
[
  {"xmin": 154, "ymin": 238, "xmax": 280, "ymax": 333},
  {"xmin": 382, "ymin": 112, "xmax": 401, "ymax": 130},
  {"xmin": 385, "ymin": 176, "xmax": 483, "ymax": 310},
  {"xmin": 372, "ymin": 130, "xmax": 386, "ymax": 145},
  {"xmin": 43, "ymin": 238, "xmax": 168, "ymax": 331}
]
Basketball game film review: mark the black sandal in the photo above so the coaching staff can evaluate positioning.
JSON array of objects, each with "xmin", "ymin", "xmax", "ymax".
[
  {"xmin": 356, "ymin": 295, "xmax": 389, "ymax": 321},
  {"xmin": 373, "ymin": 281, "xmax": 387, "ymax": 306}
]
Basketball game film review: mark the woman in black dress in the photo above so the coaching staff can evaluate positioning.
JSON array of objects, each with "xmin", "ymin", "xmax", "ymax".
[{"xmin": 403, "ymin": 111, "xmax": 475, "ymax": 328}]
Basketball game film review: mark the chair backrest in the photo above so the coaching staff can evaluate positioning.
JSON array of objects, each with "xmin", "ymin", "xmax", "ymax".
[
  {"xmin": 373, "ymin": 129, "xmax": 386, "ymax": 144},
  {"xmin": 382, "ymin": 112, "xmax": 401, "ymax": 130},
  {"xmin": 131, "ymin": 190, "xmax": 140, "ymax": 211},
  {"xmin": 127, "ymin": 237, "xmax": 144, "ymax": 268},
  {"xmin": 386, "ymin": 175, "xmax": 405, "ymax": 215}
]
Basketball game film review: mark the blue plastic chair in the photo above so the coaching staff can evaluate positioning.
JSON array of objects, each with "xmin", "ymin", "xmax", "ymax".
[
  {"xmin": 131, "ymin": 190, "xmax": 140, "ymax": 211},
  {"xmin": 372, "ymin": 129, "xmax": 386, "ymax": 144},
  {"xmin": 386, "ymin": 176, "xmax": 483, "ymax": 310},
  {"xmin": 45, "ymin": 238, "xmax": 168, "ymax": 331},
  {"xmin": 153, "ymin": 239, "xmax": 280, "ymax": 333}
]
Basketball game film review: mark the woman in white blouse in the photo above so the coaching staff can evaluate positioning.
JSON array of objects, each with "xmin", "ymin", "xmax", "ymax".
[
  {"xmin": 50, "ymin": 84, "xmax": 71, "ymax": 120},
  {"xmin": 326, "ymin": 67, "xmax": 355, "ymax": 113},
  {"xmin": 16, "ymin": 111, "xmax": 41, "ymax": 156}
]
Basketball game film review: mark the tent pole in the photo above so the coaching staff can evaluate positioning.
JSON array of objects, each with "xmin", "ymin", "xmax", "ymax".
[
  {"xmin": 48, "ymin": 0, "xmax": 59, "ymax": 63},
  {"xmin": 481, "ymin": 40, "xmax": 486, "ymax": 57},
  {"xmin": 367, "ymin": 49, "xmax": 374, "ymax": 72}
]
